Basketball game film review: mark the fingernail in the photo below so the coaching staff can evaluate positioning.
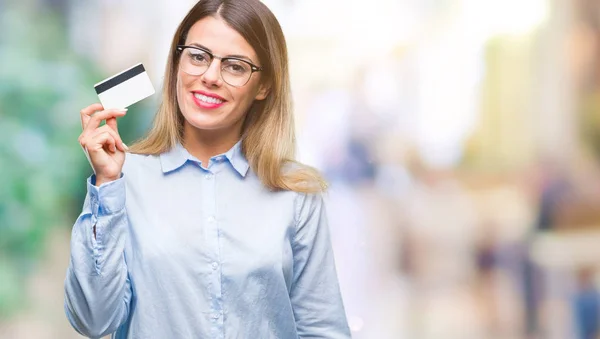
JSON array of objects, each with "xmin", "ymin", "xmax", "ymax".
[
  {"xmin": 122, "ymin": 143, "xmax": 129, "ymax": 150},
  {"xmin": 118, "ymin": 108, "xmax": 128, "ymax": 113}
]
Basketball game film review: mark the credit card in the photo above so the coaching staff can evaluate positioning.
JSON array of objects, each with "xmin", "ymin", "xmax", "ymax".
[{"xmin": 94, "ymin": 63, "xmax": 155, "ymax": 109}]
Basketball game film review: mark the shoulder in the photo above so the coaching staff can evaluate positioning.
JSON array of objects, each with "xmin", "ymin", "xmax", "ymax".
[{"xmin": 293, "ymin": 190, "xmax": 326, "ymax": 228}]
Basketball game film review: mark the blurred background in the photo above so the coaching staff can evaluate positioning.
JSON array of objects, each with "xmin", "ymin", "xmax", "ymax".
[{"xmin": 2, "ymin": 0, "xmax": 600, "ymax": 338}]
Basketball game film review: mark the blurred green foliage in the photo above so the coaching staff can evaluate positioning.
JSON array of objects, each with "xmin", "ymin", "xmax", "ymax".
[{"xmin": 0, "ymin": 3, "xmax": 153, "ymax": 318}]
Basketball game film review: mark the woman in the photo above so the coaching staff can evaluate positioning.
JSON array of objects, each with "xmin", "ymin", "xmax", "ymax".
[{"xmin": 64, "ymin": 0, "xmax": 350, "ymax": 338}]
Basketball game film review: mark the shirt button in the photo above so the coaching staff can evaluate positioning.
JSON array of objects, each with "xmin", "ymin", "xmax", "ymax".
[
  {"xmin": 207, "ymin": 216, "xmax": 216, "ymax": 223},
  {"xmin": 212, "ymin": 312, "xmax": 220, "ymax": 319},
  {"xmin": 205, "ymin": 173, "xmax": 213, "ymax": 180},
  {"xmin": 212, "ymin": 262, "xmax": 218, "ymax": 270}
]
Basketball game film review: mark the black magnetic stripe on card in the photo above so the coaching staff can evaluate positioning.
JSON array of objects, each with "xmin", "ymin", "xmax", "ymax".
[{"xmin": 94, "ymin": 64, "xmax": 146, "ymax": 94}]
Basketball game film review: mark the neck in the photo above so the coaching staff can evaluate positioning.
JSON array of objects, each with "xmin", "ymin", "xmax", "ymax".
[{"xmin": 183, "ymin": 123, "xmax": 242, "ymax": 165}]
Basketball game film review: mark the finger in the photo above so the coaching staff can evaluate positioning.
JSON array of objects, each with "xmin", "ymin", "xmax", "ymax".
[
  {"xmin": 83, "ymin": 108, "xmax": 127, "ymax": 135},
  {"xmin": 82, "ymin": 127, "xmax": 118, "ymax": 151},
  {"xmin": 90, "ymin": 131, "xmax": 117, "ymax": 153},
  {"xmin": 92, "ymin": 125, "xmax": 127, "ymax": 152},
  {"xmin": 105, "ymin": 117, "xmax": 126, "ymax": 151},
  {"xmin": 106, "ymin": 116, "xmax": 117, "ymax": 132},
  {"xmin": 80, "ymin": 103, "xmax": 104, "ymax": 130},
  {"xmin": 80, "ymin": 114, "xmax": 121, "ymax": 146}
]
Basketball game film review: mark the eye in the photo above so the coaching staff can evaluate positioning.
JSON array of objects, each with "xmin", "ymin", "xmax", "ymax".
[
  {"xmin": 222, "ymin": 60, "xmax": 250, "ymax": 75},
  {"xmin": 187, "ymin": 50, "xmax": 210, "ymax": 64}
]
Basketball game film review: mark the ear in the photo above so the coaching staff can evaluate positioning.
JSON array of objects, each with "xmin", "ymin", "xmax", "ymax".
[{"xmin": 254, "ymin": 82, "xmax": 270, "ymax": 101}]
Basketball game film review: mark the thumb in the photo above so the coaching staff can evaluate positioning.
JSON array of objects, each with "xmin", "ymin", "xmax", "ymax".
[{"xmin": 106, "ymin": 117, "xmax": 118, "ymax": 131}]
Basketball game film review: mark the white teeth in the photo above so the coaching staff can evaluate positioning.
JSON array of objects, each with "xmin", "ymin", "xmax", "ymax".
[{"xmin": 194, "ymin": 93, "xmax": 223, "ymax": 104}]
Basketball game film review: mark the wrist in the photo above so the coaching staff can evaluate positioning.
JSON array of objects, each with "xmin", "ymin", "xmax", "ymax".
[{"xmin": 95, "ymin": 174, "xmax": 120, "ymax": 186}]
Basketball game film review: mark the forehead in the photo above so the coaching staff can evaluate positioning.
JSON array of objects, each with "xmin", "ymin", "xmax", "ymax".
[{"xmin": 184, "ymin": 16, "xmax": 257, "ymax": 60}]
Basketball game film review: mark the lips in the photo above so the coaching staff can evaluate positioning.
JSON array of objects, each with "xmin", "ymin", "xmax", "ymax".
[{"xmin": 191, "ymin": 91, "xmax": 226, "ymax": 109}]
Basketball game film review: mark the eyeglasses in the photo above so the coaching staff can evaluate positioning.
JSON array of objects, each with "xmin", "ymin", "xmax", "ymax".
[{"xmin": 176, "ymin": 45, "xmax": 263, "ymax": 87}]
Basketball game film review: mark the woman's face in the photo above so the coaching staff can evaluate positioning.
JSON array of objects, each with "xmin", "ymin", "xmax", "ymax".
[{"xmin": 176, "ymin": 16, "xmax": 268, "ymax": 137}]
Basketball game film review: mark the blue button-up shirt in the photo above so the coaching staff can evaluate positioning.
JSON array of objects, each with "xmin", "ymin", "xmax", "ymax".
[{"xmin": 64, "ymin": 141, "xmax": 350, "ymax": 339}]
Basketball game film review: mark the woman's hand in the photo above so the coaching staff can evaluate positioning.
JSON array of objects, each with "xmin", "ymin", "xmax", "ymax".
[{"xmin": 78, "ymin": 103, "xmax": 128, "ymax": 186}]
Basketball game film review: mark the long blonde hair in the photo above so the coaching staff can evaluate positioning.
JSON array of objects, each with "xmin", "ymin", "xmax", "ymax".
[{"xmin": 129, "ymin": 0, "xmax": 326, "ymax": 193}]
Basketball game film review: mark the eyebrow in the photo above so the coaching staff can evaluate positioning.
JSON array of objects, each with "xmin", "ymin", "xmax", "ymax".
[{"xmin": 189, "ymin": 43, "xmax": 255, "ymax": 63}]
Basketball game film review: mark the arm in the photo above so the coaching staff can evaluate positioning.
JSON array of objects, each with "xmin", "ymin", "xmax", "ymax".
[
  {"xmin": 291, "ymin": 193, "xmax": 351, "ymax": 338},
  {"xmin": 64, "ymin": 175, "xmax": 132, "ymax": 338}
]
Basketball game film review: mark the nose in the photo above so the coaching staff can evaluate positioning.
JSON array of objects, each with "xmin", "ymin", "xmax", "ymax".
[{"xmin": 200, "ymin": 58, "xmax": 223, "ymax": 88}]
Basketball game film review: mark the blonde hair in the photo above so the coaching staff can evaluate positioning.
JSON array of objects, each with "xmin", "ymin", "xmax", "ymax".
[{"xmin": 129, "ymin": 0, "xmax": 326, "ymax": 193}]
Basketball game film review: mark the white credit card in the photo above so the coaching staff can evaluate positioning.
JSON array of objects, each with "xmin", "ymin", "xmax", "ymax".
[{"xmin": 94, "ymin": 63, "xmax": 155, "ymax": 109}]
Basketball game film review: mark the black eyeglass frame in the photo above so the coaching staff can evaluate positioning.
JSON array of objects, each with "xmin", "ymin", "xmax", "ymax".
[{"xmin": 176, "ymin": 45, "xmax": 263, "ymax": 86}]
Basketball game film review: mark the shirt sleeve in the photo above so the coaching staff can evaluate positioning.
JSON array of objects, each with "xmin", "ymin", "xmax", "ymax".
[
  {"xmin": 291, "ymin": 192, "xmax": 351, "ymax": 338},
  {"xmin": 64, "ymin": 174, "xmax": 132, "ymax": 339}
]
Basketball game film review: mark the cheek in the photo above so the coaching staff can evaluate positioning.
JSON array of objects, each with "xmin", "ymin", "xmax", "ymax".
[
  {"xmin": 231, "ymin": 84, "xmax": 260, "ymax": 107},
  {"xmin": 231, "ymin": 93, "xmax": 257, "ymax": 120},
  {"xmin": 175, "ymin": 77, "xmax": 186, "ymax": 108},
  {"xmin": 177, "ymin": 73, "xmax": 195, "ymax": 91},
  {"xmin": 176, "ymin": 74, "xmax": 197, "ymax": 109}
]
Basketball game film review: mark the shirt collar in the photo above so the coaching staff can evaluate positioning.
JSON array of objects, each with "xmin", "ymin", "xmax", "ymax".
[
  {"xmin": 224, "ymin": 139, "xmax": 250, "ymax": 177},
  {"xmin": 159, "ymin": 142, "xmax": 189, "ymax": 174},
  {"xmin": 159, "ymin": 140, "xmax": 249, "ymax": 177}
]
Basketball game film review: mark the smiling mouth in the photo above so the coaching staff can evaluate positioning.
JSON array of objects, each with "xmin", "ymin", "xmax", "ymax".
[{"xmin": 193, "ymin": 92, "xmax": 225, "ymax": 104}]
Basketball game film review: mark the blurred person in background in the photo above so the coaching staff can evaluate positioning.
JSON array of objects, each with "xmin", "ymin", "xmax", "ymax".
[
  {"xmin": 523, "ymin": 158, "xmax": 570, "ymax": 338},
  {"xmin": 474, "ymin": 224, "xmax": 500, "ymax": 334},
  {"xmin": 572, "ymin": 267, "xmax": 600, "ymax": 339},
  {"xmin": 63, "ymin": 0, "xmax": 350, "ymax": 338}
]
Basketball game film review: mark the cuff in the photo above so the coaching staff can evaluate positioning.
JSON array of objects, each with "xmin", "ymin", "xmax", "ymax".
[{"xmin": 87, "ymin": 174, "xmax": 126, "ymax": 216}]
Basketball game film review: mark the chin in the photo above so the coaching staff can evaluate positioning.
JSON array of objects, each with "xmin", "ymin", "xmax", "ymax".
[
  {"xmin": 186, "ymin": 118, "xmax": 225, "ymax": 131},
  {"xmin": 184, "ymin": 114, "xmax": 237, "ymax": 132}
]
